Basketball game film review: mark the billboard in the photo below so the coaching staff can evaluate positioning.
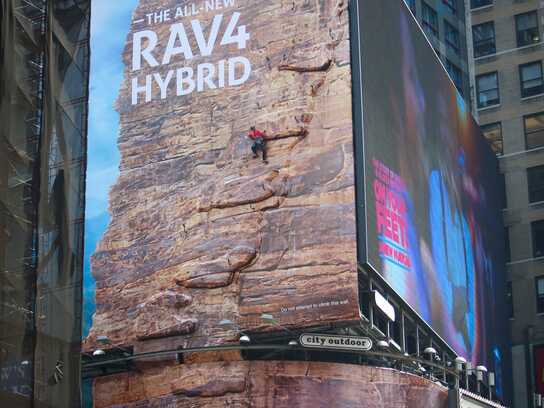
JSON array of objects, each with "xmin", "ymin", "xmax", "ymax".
[
  {"xmin": 354, "ymin": 0, "xmax": 506, "ymax": 368},
  {"xmin": 83, "ymin": 0, "xmax": 359, "ymax": 349}
]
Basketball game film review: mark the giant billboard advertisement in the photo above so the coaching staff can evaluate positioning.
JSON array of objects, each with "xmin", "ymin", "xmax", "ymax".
[
  {"xmin": 83, "ymin": 0, "xmax": 359, "ymax": 350},
  {"xmin": 354, "ymin": 0, "xmax": 506, "ymax": 369}
]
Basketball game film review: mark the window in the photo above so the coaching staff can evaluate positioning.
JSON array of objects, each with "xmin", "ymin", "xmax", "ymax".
[
  {"xmin": 422, "ymin": 2, "xmax": 439, "ymax": 38},
  {"xmin": 446, "ymin": 60, "xmax": 462, "ymax": 92},
  {"xmin": 505, "ymin": 227, "xmax": 511, "ymax": 263},
  {"xmin": 516, "ymin": 11, "xmax": 540, "ymax": 47},
  {"xmin": 445, "ymin": 21, "xmax": 460, "ymax": 54},
  {"xmin": 476, "ymin": 72, "xmax": 499, "ymax": 108},
  {"xmin": 405, "ymin": 318, "xmax": 417, "ymax": 355},
  {"xmin": 417, "ymin": 328, "xmax": 430, "ymax": 357},
  {"xmin": 480, "ymin": 122, "xmax": 502, "ymax": 155},
  {"xmin": 528, "ymin": 165, "xmax": 544, "ymax": 203},
  {"xmin": 443, "ymin": 0, "xmax": 456, "ymax": 14},
  {"xmin": 524, "ymin": 112, "xmax": 544, "ymax": 149},
  {"xmin": 404, "ymin": 0, "xmax": 416, "ymax": 14},
  {"xmin": 389, "ymin": 305, "xmax": 402, "ymax": 348},
  {"xmin": 500, "ymin": 173, "xmax": 507, "ymax": 209},
  {"xmin": 506, "ymin": 282, "xmax": 513, "ymax": 318},
  {"xmin": 520, "ymin": 61, "xmax": 544, "ymax": 98},
  {"xmin": 533, "ymin": 221, "xmax": 544, "ymax": 258},
  {"xmin": 536, "ymin": 276, "xmax": 544, "ymax": 313},
  {"xmin": 470, "ymin": 0, "xmax": 492, "ymax": 9},
  {"xmin": 472, "ymin": 22, "xmax": 496, "ymax": 57}
]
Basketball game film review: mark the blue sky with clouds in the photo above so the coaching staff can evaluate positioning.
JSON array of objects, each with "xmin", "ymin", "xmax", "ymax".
[{"xmin": 83, "ymin": 0, "xmax": 138, "ymax": 337}]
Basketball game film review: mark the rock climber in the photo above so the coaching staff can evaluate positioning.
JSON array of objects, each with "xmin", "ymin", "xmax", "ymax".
[{"xmin": 248, "ymin": 126, "xmax": 268, "ymax": 163}]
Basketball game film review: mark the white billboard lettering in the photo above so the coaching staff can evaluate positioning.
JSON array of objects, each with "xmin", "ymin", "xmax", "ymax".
[
  {"xmin": 130, "ymin": 12, "xmax": 251, "ymax": 105},
  {"xmin": 132, "ymin": 30, "xmax": 159, "ymax": 71}
]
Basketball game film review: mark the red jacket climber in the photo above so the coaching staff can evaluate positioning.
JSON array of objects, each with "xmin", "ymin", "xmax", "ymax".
[{"xmin": 248, "ymin": 126, "xmax": 268, "ymax": 163}]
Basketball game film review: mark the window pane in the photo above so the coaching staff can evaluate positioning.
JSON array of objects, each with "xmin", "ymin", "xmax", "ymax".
[
  {"xmin": 536, "ymin": 276, "xmax": 544, "ymax": 313},
  {"xmin": 538, "ymin": 278, "xmax": 544, "ymax": 295},
  {"xmin": 481, "ymin": 122, "xmax": 502, "ymax": 155},
  {"xmin": 473, "ymin": 22, "xmax": 496, "ymax": 57},
  {"xmin": 506, "ymin": 282, "xmax": 513, "ymax": 317},
  {"xmin": 534, "ymin": 221, "xmax": 544, "ymax": 258},
  {"xmin": 404, "ymin": 0, "xmax": 416, "ymax": 13},
  {"xmin": 517, "ymin": 12, "xmax": 537, "ymax": 30},
  {"xmin": 478, "ymin": 73, "xmax": 497, "ymax": 91},
  {"xmin": 446, "ymin": 60, "xmax": 462, "ymax": 91},
  {"xmin": 443, "ymin": 0, "xmax": 456, "ymax": 14},
  {"xmin": 516, "ymin": 11, "xmax": 540, "ymax": 47},
  {"xmin": 477, "ymin": 72, "xmax": 499, "ymax": 108},
  {"xmin": 520, "ymin": 62, "xmax": 543, "ymax": 97},
  {"xmin": 525, "ymin": 112, "xmax": 544, "ymax": 149},
  {"xmin": 528, "ymin": 165, "xmax": 544, "ymax": 203},
  {"xmin": 422, "ymin": 2, "xmax": 438, "ymax": 37},
  {"xmin": 445, "ymin": 21, "xmax": 460, "ymax": 54},
  {"xmin": 522, "ymin": 63, "xmax": 542, "ymax": 80},
  {"xmin": 471, "ymin": 0, "xmax": 492, "ymax": 8},
  {"xmin": 505, "ymin": 227, "xmax": 511, "ymax": 263}
]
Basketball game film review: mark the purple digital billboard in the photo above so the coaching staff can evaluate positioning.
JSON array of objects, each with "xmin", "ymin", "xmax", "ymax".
[{"xmin": 354, "ymin": 0, "xmax": 507, "ymax": 372}]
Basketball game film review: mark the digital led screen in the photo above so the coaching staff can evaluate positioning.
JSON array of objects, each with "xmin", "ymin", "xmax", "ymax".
[{"xmin": 355, "ymin": 0, "xmax": 507, "ymax": 370}]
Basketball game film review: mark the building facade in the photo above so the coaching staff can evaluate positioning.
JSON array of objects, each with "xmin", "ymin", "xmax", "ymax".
[
  {"xmin": 404, "ymin": 0, "xmax": 473, "ymax": 104},
  {"xmin": 0, "ymin": 0, "xmax": 90, "ymax": 406},
  {"xmin": 470, "ymin": 0, "xmax": 544, "ymax": 407}
]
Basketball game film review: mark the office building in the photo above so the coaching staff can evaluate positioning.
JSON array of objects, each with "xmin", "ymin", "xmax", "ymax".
[
  {"xmin": 471, "ymin": 0, "xmax": 544, "ymax": 407},
  {"xmin": 404, "ymin": 0, "xmax": 473, "ymax": 104}
]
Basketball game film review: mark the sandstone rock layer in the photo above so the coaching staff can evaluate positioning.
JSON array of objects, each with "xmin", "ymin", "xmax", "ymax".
[{"xmin": 93, "ymin": 361, "xmax": 449, "ymax": 408}]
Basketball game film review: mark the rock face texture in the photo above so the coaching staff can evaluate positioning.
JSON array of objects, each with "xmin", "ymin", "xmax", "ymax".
[
  {"xmin": 92, "ymin": 361, "xmax": 449, "ymax": 408},
  {"xmin": 84, "ymin": 0, "xmax": 358, "ymax": 354}
]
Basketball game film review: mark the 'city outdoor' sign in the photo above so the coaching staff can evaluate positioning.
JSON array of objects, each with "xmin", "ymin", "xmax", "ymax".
[{"xmin": 299, "ymin": 334, "xmax": 373, "ymax": 351}]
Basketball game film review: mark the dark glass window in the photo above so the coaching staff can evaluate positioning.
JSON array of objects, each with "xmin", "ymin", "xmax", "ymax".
[
  {"xmin": 446, "ymin": 59, "xmax": 462, "ymax": 92},
  {"xmin": 405, "ymin": 318, "xmax": 417, "ymax": 355},
  {"xmin": 481, "ymin": 122, "xmax": 502, "ymax": 155},
  {"xmin": 536, "ymin": 276, "xmax": 544, "ymax": 312},
  {"xmin": 390, "ymin": 306, "xmax": 402, "ymax": 348},
  {"xmin": 534, "ymin": 221, "xmax": 544, "ymax": 258},
  {"xmin": 417, "ymin": 328, "xmax": 430, "ymax": 357},
  {"xmin": 520, "ymin": 61, "xmax": 544, "ymax": 98},
  {"xmin": 422, "ymin": 2, "xmax": 439, "ymax": 38},
  {"xmin": 528, "ymin": 165, "xmax": 544, "ymax": 203},
  {"xmin": 500, "ymin": 173, "xmax": 507, "ymax": 209},
  {"xmin": 404, "ymin": 0, "xmax": 416, "ymax": 14},
  {"xmin": 505, "ymin": 227, "xmax": 511, "ymax": 263},
  {"xmin": 443, "ymin": 0, "xmax": 456, "ymax": 14},
  {"xmin": 516, "ymin": 11, "xmax": 540, "ymax": 47},
  {"xmin": 476, "ymin": 72, "xmax": 499, "ymax": 108},
  {"xmin": 473, "ymin": 22, "xmax": 496, "ymax": 57},
  {"xmin": 506, "ymin": 282, "xmax": 513, "ymax": 318},
  {"xmin": 471, "ymin": 0, "xmax": 492, "ymax": 9},
  {"xmin": 524, "ymin": 112, "xmax": 544, "ymax": 149},
  {"xmin": 445, "ymin": 21, "xmax": 460, "ymax": 54}
]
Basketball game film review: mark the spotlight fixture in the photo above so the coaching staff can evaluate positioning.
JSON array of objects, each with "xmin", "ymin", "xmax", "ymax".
[
  {"xmin": 239, "ymin": 334, "xmax": 251, "ymax": 343},
  {"xmin": 376, "ymin": 340, "xmax": 389, "ymax": 349},
  {"xmin": 92, "ymin": 349, "xmax": 106, "ymax": 356},
  {"xmin": 423, "ymin": 347, "xmax": 437, "ymax": 356},
  {"xmin": 454, "ymin": 356, "xmax": 467, "ymax": 365}
]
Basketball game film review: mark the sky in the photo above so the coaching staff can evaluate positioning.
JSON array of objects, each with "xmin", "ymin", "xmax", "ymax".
[{"xmin": 83, "ymin": 0, "xmax": 138, "ymax": 337}]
